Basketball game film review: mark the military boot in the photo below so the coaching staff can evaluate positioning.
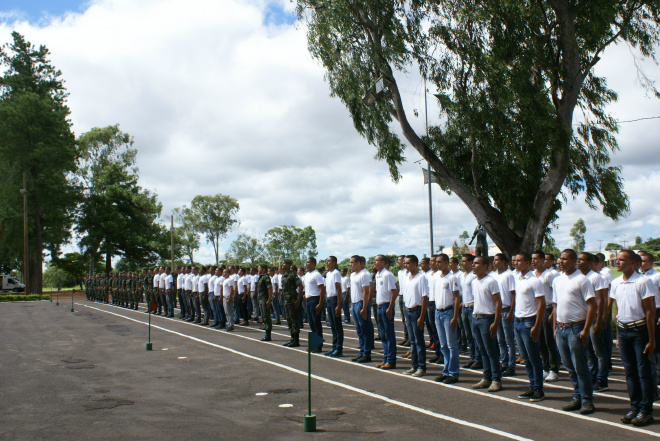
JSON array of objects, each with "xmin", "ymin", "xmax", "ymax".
[
  {"xmin": 289, "ymin": 333, "xmax": 300, "ymax": 347},
  {"xmin": 283, "ymin": 336, "xmax": 293, "ymax": 347},
  {"xmin": 260, "ymin": 330, "xmax": 272, "ymax": 342}
]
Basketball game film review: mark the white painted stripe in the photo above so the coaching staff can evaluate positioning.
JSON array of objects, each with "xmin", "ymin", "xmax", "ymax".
[{"xmin": 81, "ymin": 302, "xmax": 660, "ymax": 438}]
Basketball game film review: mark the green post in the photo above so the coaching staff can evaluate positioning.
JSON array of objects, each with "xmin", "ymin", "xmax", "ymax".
[
  {"xmin": 146, "ymin": 309, "xmax": 152, "ymax": 351},
  {"xmin": 70, "ymin": 290, "xmax": 74, "ymax": 312},
  {"xmin": 56, "ymin": 292, "xmax": 59, "ymax": 306},
  {"xmin": 303, "ymin": 331, "xmax": 316, "ymax": 432}
]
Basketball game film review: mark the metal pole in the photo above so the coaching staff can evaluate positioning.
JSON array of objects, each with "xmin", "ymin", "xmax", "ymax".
[
  {"xmin": 424, "ymin": 80, "xmax": 434, "ymax": 255},
  {"xmin": 171, "ymin": 215, "xmax": 174, "ymax": 272},
  {"xmin": 22, "ymin": 172, "xmax": 28, "ymax": 293}
]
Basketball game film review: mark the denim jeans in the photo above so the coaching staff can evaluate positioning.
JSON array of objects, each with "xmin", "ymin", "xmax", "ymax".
[
  {"xmin": 351, "ymin": 301, "xmax": 374, "ymax": 357},
  {"xmin": 461, "ymin": 305, "xmax": 480, "ymax": 362},
  {"xmin": 556, "ymin": 324, "xmax": 593, "ymax": 402},
  {"xmin": 618, "ymin": 324, "xmax": 654, "ymax": 414},
  {"xmin": 540, "ymin": 306, "xmax": 560, "ymax": 373},
  {"xmin": 473, "ymin": 315, "xmax": 502, "ymax": 382},
  {"xmin": 272, "ymin": 292, "xmax": 281, "ymax": 321},
  {"xmin": 514, "ymin": 317, "xmax": 544, "ymax": 391},
  {"xmin": 435, "ymin": 307, "xmax": 460, "ymax": 378},
  {"xmin": 590, "ymin": 322, "xmax": 609, "ymax": 385},
  {"xmin": 399, "ymin": 296, "xmax": 408, "ymax": 340},
  {"xmin": 497, "ymin": 311, "xmax": 516, "ymax": 369},
  {"xmin": 426, "ymin": 301, "xmax": 440, "ymax": 356},
  {"xmin": 224, "ymin": 297, "xmax": 234, "ymax": 328},
  {"xmin": 306, "ymin": 296, "xmax": 323, "ymax": 344},
  {"xmin": 342, "ymin": 292, "xmax": 351, "ymax": 322},
  {"xmin": 212, "ymin": 296, "xmax": 225, "ymax": 326},
  {"xmin": 377, "ymin": 304, "xmax": 397, "ymax": 364},
  {"xmin": 405, "ymin": 307, "xmax": 426, "ymax": 370},
  {"xmin": 326, "ymin": 296, "xmax": 344, "ymax": 351}
]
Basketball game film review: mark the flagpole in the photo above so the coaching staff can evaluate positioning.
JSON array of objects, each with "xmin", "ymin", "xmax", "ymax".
[
  {"xmin": 425, "ymin": 79, "xmax": 434, "ymax": 255},
  {"xmin": 303, "ymin": 331, "xmax": 316, "ymax": 431},
  {"xmin": 146, "ymin": 307, "xmax": 153, "ymax": 350}
]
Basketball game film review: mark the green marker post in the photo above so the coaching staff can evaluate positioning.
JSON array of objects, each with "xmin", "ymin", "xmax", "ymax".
[
  {"xmin": 146, "ymin": 304, "xmax": 153, "ymax": 350},
  {"xmin": 304, "ymin": 331, "xmax": 319, "ymax": 432},
  {"xmin": 70, "ymin": 289, "xmax": 75, "ymax": 312}
]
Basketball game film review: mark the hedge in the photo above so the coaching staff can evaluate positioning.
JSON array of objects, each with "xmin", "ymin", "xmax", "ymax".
[{"xmin": 0, "ymin": 294, "xmax": 51, "ymax": 302}]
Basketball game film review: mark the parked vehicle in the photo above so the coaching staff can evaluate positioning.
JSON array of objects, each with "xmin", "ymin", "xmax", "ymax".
[{"xmin": 1, "ymin": 274, "xmax": 26, "ymax": 292}]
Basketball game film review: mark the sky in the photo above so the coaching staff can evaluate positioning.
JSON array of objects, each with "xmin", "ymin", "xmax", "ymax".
[{"xmin": 1, "ymin": 0, "xmax": 659, "ymax": 264}]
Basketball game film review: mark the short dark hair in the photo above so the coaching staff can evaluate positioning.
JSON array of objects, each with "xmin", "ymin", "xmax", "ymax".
[
  {"xmin": 561, "ymin": 249, "xmax": 577, "ymax": 260},
  {"xmin": 460, "ymin": 254, "xmax": 473, "ymax": 263},
  {"xmin": 406, "ymin": 255, "xmax": 419, "ymax": 265},
  {"xmin": 421, "ymin": 257, "xmax": 430, "ymax": 265},
  {"xmin": 437, "ymin": 253, "xmax": 449, "ymax": 263},
  {"xmin": 517, "ymin": 252, "xmax": 532, "ymax": 263},
  {"xmin": 532, "ymin": 250, "xmax": 545, "ymax": 260},
  {"xmin": 545, "ymin": 253, "xmax": 555, "ymax": 261},
  {"xmin": 307, "ymin": 257, "xmax": 317, "ymax": 265},
  {"xmin": 495, "ymin": 253, "xmax": 509, "ymax": 264},
  {"xmin": 449, "ymin": 257, "xmax": 458, "ymax": 265},
  {"xmin": 328, "ymin": 255, "xmax": 337, "ymax": 264},
  {"xmin": 579, "ymin": 252, "xmax": 595, "ymax": 263}
]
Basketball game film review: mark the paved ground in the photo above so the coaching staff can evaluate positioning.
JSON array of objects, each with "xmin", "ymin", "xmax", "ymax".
[{"xmin": 1, "ymin": 300, "xmax": 659, "ymax": 441}]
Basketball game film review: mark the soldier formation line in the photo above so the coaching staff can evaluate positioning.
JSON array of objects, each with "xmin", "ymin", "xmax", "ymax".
[{"xmin": 85, "ymin": 249, "xmax": 659, "ymax": 428}]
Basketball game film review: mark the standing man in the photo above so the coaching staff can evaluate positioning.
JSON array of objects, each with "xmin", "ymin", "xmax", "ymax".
[
  {"xmin": 281, "ymin": 259, "xmax": 303, "ymax": 347},
  {"xmin": 402, "ymin": 255, "xmax": 428, "ymax": 377},
  {"xmin": 434, "ymin": 253, "xmax": 461, "ymax": 383},
  {"xmin": 341, "ymin": 268, "xmax": 351, "ymax": 323},
  {"xmin": 513, "ymin": 253, "xmax": 547, "ymax": 402},
  {"xmin": 596, "ymin": 252, "xmax": 615, "ymax": 373},
  {"xmin": 459, "ymin": 254, "xmax": 480, "ymax": 369},
  {"xmin": 257, "ymin": 264, "xmax": 273, "ymax": 341},
  {"xmin": 221, "ymin": 268, "xmax": 235, "ymax": 331},
  {"xmin": 610, "ymin": 250, "xmax": 656, "ymax": 426},
  {"xmin": 164, "ymin": 267, "xmax": 174, "ymax": 318},
  {"xmin": 325, "ymin": 256, "xmax": 344, "ymax": 356},
  {"xmin": 190, "ymin": 266, "xmax": 201, "ymax": 323},
  {"xmin": 374, "ymin": 255, "xmax": 398, "ymax": 369},
  {"xmin": 422, "ymin": 257, "xmax": 440, "ymax": 363},
  {"xmin": 350, "ymin": 255, "xmax": 374, "ymax": 363},
  {"xmin": 212, "ymin": 267, "xmax": 226, "ymax": 328},
  {"xmin": 532, "ymin": 251, "xmax": 560, "ymax": 382},
  {"xmin": 553, "ymin": 249, "xmax": 598, "ymax": 415},
  {"xmin": 493, "ymin": 253, "xmax": 516, "ymax": 376},
  {"xmin": 198, "ymin": 267, "xmax": 210, "ymax": 325},
  {"xmin": 304, "ymin": 257, "xmax": 326, "ymax": 354},
  {"xmin": 397, "ymin": 255, "xmax": 409, "ymax": 346},
  {"xmin": 470, "ymin": 256, "xmax": 503, "ymax": 392}
]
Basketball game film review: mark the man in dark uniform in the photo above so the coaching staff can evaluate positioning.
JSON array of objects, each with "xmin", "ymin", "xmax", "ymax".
[
  {"xmin": 143, "ymin": 269, "xmax": 152, "ymax": 313},
  {"xmin": 281, "ymin": 259, "xmax": 303, "ymax": 347},
  {"xmin": 257, "ymin": 264, "xmax": 273, "ymax": 341}
]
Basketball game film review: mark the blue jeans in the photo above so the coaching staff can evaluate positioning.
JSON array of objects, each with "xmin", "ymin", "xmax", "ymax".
[
  {"xmin": 497, "ymin": 310, "xmax": 516, "ymax": 369},
  {"xmin": 461, "ymin": 305, "xmax": 480, "ymax": 362},
  {"xmin": 590, "ymin": 322, "xmax": 609, "ymax": 385},
  {"xmin": 472, "ymin": 315, "xmax": 501, "ymax": 382},
  {"xmin": 306, "ymin": 297, "xmax": 323, "ymax": 344},
  {"xmin": 435, "ymin": 307, "xmax": 459, "ymax": 378},
  {"xmin": 342, "ymin": 292, "xmax": 351, "ymax": 322},
  {"xmin": 272, "ymin": 292, "xmax": 281, "ymax": 321},
  {"xmin": 515, "ymin": 317, "xmax": 544, "ymax": 391},
  {"xmin": 405, "ymin": 307, "xmax": 426, "ymax": 370},
  {"xmin": 351, "ymin": 301, "xmax": 374, "ymax": 357},
  {"xmin": 212, "ymin": 296, "xmax": 225, "ymax": 326},
  {"xmin": 426, "ymin": 301, "xmax": 440, "ymax": 356},
  {"xmin": 326, "ymin": 296, "xmax": 344, "ymax": 352},
  {"xmin": 556, "ymin": 324, "xmax": 593, "ymax": 402},
  {"xmin": 618, "ymin": 324, "xmax": 654, "ymax": 414},
  {"xmin": 377, "ymin": 304, "xmax": 397, "ymax": 364}
]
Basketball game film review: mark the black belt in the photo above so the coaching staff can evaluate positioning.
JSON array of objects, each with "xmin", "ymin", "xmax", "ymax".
[
  {"xmin": 406, "ymin": 306, "xmax": 421, "ymax": 312},
  {"xmin": 473, "ymin": 313, "xmax": 495, "ymax": 319},
  {"xmin": 557, "ymin": 320, "xmax": 586, "ymax": 329},
  {"xmin": 617, "ymin": 319, "xmax": 647, "ymax": 330},
  {"xmin": 502, "ymin": 306, "xmax": 511, "ymax": 312},
  {"xmin": 437, "ymin": 305, "xmax": 453, "ymax": 312}
]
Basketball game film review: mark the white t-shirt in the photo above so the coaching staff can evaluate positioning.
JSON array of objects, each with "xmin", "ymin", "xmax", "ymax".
[
  {"xmin": 425, "ymin": 270, "xmax": 435, "ymax": 302},
  {"xmin": 184, "ymin": 273, "xmax": 193, "ymax": 290},
  {"xmin": 250, "ymin": 274, "xmax": 257, "ymax": 291},
  {"xmin": 222, "ymin": 277, "xmax": 234, "ymax": 299},
  {"xmin": 153, "ymin": 274, "xmax": 160, "ymax": 289},
  {"xmin": 214, "ymin": 276, "xmax": 225, "ymax": 296},
  {"xmin": 271, "ymin": 273, "xmax": 279, "ymax": 290},
  {"xmin": 176, "ymin": 274, "xmax": 183, "ymax": 289},
  {"xmin": 600, "ymin": 267, "xmax": 614, "ymax": 287},
  {"xmin": 198, "ymin": 273, "xmax": 208, "ymax": 293},
  {"xmin": 435, "ymin": 272, "xmax": 460, "ymax": 309},
  {"xmin": 472, "ymin": 275, "xmax": 500, "ymax": 315},
  {"xmin": 341, "ymin": 275, "xmax": 350, "ymax": 293},
  {"xmin": 514, "ymin": 271, "xmax": 545, "ymax": 318},
  {"xmin": 191, "ymin": 274, "xmax": 200, "ymax": 292},
  {"xmin": 641, "ymin": 268, "xmax": 660, "ymax": 308},
  {"xmin": 304, "ymin": 269, "xmax": 325, "ymax": 298},
  {"xmin": 494, "ymin": 269, "xmax": 515, "ymax": 308},
  {"xmin": 351, "ymin": 269, "xmax": 372, "ymax": 303},
  {"xmin": 165, "ymin": 274, "xmax": 173, "ymax": 290},
  {"xmin": 237, "ymin": 275, "xmax": 246, "ymax": 294},
  {"xmin": 611, "ymin": 272, "xmax": 654, "ymax": 322},
  {"xmin": 397, "ymin": 269, "xmax": 409, "ymax": 294},
  {"xmin": 459, "ymin": 271, "xmax": 476, "ymax": 304},
  {"xmin": 585, "ymin": 270, "xmax": 607, "ymax": 307},
  {"xmin": 535, "ymin": 268, "xmax": 557, "ymax": 305},
  {"xmin": 208, "ymin": 275, "xmax": 218, "ymax": 294},
  {"xmin": 325, "ymin": 269, "xmax": 341, "ymax": 298},
  {"xmin": 403, "ymin": 272, "xmax": 428, "ymax": 308},
  {"xmin": 375, "ymin": 268, "xmax": 397, "ymax": 305},
  {"xmin": 552, "ymin": 271, "xmax": 595, "ymax": 323}
]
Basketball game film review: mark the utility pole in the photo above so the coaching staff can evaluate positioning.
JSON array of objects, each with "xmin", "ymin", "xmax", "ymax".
[
  {"xmin": 597, "ymin": 240, "xmax": 602, "ymax": 253},
  {"xmin": 21, "ymin": 172, "xmax": 28, "ymax": 294},
  {"xmin": 170, "ymin": 215, "xmax": 174, "ymax": 273},
  {"xmin": 425, "ymin": 79, "xmax": 434, "ymax": 256}
]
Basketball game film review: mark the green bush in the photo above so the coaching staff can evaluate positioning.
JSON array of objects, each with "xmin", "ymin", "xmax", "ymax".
[{"xmin": 0, "ymin": 294, "xmax": 51, "ymax": 302}]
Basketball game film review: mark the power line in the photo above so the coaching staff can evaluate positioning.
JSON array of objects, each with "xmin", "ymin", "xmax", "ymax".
[{"xmin": 616, "ymin": 115, "xmax": 660, "ymax": 123}]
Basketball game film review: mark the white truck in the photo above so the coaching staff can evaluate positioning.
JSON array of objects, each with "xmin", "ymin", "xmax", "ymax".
[{"xmin": 1, "ymin": 275, "xmax": 26, "ymax": 293}]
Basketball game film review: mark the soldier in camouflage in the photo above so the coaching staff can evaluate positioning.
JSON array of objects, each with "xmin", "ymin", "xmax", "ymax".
[
  {"xmin": 256, "ymin": 264, "xmax": 273, "ymax": 342},
  {"xmin": 281, "ymin": 259, "xmax": 303, "ymax": 347}
]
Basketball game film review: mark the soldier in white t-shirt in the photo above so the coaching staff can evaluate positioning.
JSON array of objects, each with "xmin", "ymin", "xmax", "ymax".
[
  {"xmin": 340, "ymin": 268, "xmax": 351, "ymax": 323},
  {"xmin": 350, "ymin": 255, "xmax": 374, "ymax": 362},
  {"xmin": 374, "ymin": 255, "xmax": 398, "ymax": 369},
  {"xmin": 552, "ymin": 249, "xmax": 597, "ymax": 415},
  {"xmin": 532, "ymin": 251, "xmax": 560, "ymax": 382},
  {"xmin": 493, "ymin": 253, "xmax": 516, "ymax": 376},
  {"xmin": 397, "ymin": 255, "xmax": 409, "ymax": 346}
]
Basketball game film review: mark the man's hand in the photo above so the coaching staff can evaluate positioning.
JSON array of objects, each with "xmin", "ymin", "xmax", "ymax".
[
  {"xmin": 361, "ymin": 308, "xmax": 367, "ymax": 320},
  {"xmin": 531, "ymin": 325, "xmax": 539, "ymax": 343},
  {"xmin": 489, "ymin": 322, "xmax": 497, "ymax": 339},
  {"xmin": 417, "ymin": 316, "xmax": 424, "ymax": 330},
  {"xmin": 386, "ymin": 307, "xmax": 393, "ymax": 321},
  {"xmin": 335, "ymin": 305, "xmax": 341, "ymax": 317},
  {"xmin": 315, "ymin": 303, "xmax": 322, "ymax": 315},
  {"xmin": 579, "ymin": 328, "xmax": 589, "ymax": 347},
  {"xmin": 450, "ymin": 318, "xmax": 457, "ymax": 332}
]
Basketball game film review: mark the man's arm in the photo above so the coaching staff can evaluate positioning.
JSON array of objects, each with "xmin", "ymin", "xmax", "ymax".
[
  {"xmin": 593, "ymin": 288, "xmax": 607, "ymax": 337},
  {"xmin": 507, "ymin": 290, "xmax": 515, "ymax": 324},
  {"xmin": 643, "ymin": 296, "xmax": 655, "ymax": 359},
  {"xmin": 360, "ymin": 284, "xmax": 371, "ymax": 319},
  {"xmin": 386, "ymin": 285, "xmax": 399, "ymax": 320},
  {"xmin": 451, "ymin": 291, "xmax": 461, "ymax": 331},
  {"xmin": 580, "ymin": 297, "xmax": 597, "ymax": 347},
  {"xmin": 490, "ymin": 292, "xmax": 502, "ymax": 339},
  {"xmin": 316, "ymin": 283, "xmax": 326, "ymax": 315},
  {"xmin": 334, "ymin": 281, "xmax": 342, "ymax": 316},
  {"xmin": 418, "ymin": 295, "xmax": 428, "ymax": 330},
  {"xmin": 532, "ymin": 297, "xmax": 546, "ymax": 343}
]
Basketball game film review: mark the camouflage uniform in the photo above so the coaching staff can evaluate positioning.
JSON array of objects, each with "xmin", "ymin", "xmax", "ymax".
[
  {"xmin": 257, "ymin": 272, "xmax": 273, "ymax": 335},
  {"xmin": 281, "ymin": 270, "xmax": 302, "ymax": 336}
]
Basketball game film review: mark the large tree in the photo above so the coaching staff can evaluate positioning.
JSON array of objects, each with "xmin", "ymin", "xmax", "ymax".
[
  {"xmin": 172, "ymin": 206, "xmax": 200, "ymax": 265},
  {"xmin": 264, "ymin": 225, "xmax": 318, "ymax": 266},
  {"xmin": 75, "ymin": 125, "xmax": 163, "ymax": 273},
  {"xmin": 0, "ymin": 32, "xmax": 78, "ymax": 293},
  {"xmin": 570, "ymin": 218, "xmax": 587, "ymax": 252},
  {"xmin": 226, "ymin": 233, "xmax": 265, "ymax": 266},
  {"xmin": 190, "ymin": 194, "xmax": 240, "ymax": 265},
  {"xmin": 297, "ymin": 0, "xmax": 659, "ymax": 255}
]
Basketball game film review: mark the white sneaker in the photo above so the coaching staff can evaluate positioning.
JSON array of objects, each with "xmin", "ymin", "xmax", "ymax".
[
  {"xmin": 545, "ymin": 371, "xmax": 558, "ymax": 382},
  {"xmin": 542, "ymin": 370, "xmax": 550, "ymax": 379}
]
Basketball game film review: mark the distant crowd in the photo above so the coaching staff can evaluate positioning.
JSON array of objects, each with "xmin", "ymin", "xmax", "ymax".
[{"xmin": 85, "ymin": 249, "xmax": 659, "ymax": 427}]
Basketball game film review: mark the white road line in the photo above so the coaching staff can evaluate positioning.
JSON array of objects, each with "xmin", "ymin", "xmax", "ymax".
[
  {"xmin": 80, "ymin": 303, "xmax": 532, "ymax": 441},
  {"xmin": 81, "ymin": 302, "xmax": 660, "ymax": 438}
]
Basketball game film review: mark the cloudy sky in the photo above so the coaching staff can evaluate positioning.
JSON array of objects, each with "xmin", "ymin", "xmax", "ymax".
[{"xmin": 2, "ymin": 0, "xmax": 659, "ymax": 264}]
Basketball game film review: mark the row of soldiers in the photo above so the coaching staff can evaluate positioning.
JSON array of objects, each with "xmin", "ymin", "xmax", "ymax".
[{"xmin": 84, "ymin": 269, "xmax": 166, "ymax": 311}]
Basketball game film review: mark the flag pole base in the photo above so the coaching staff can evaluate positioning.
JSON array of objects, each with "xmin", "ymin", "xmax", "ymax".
[
  {"xmin": 70, "ymin": 308, "xmax": 74, "ymax": 312},
  {"xmin": 303, "ymin": 414, "xmax": 316, "ymax": 432},
  {"xmin": 146, "ymin": 342, "xmax": 153, "ymax": 351}
]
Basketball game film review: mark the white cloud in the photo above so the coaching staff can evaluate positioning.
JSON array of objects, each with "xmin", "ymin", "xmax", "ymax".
[{"xmin": 2, "ymin": 0, "xmax": 658, "ymax": 264}]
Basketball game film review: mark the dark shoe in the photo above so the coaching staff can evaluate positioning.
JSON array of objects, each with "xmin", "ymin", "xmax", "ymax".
[
  {"xmin": 593, "ymin": 381, "xmax": 609, "ymax": 392},
  {"xmin": 530, "ymin": 390, "xmax": 545, "ymax": 402},
  {"xmin": 434, "ymin": 374, "xmax": 447, "ymax": 382},
  {"xmin": 275, "ymin": 320, "xmax": 281, "ymax": 325},
  {"xmin": 428, "ymin": 356, "xmax": 440, "ymax": 364},
  {"xmin": 324, "ymin": 350, "xmax": 335, "ymax": 356},
  {"xmin": 356, "ymin": 356, "xmax": 372, "ymax": 363},
  {"xmin": 502, "ymin": 367, "xmax": 515, "ymax": 377},
  {"xmin": 621, "ymin": 410, "xmax": 638, "ymax": 424},
  {"xmin": 463, "ymin": 361, "xmax": 475, "ymax": 369},
  {"xmin": 351, "ymin": 356, "xmax": 361, "ymax": 362},
  {"xmin": 562, "ymin": 399, "xmax": 581, "ymax": 412},
  {"xmin": 312, "ymin": 347, "xmax": 323, "ymax": 354},
  {"xmin": 200, "ymin": 321, "xmax": 209, "ymax": 326},
  {"xmin": 193, "ymin": 319, "xmax": 201, "ymax": 324},
  {"xmin": 631, "ymin": 413, "xmax": 654, "ymax": 427},
  {"xmin": 443, "ymin": 376, "xmax": 458, "ymax": 385},
  {"xmin": 399, "ymin": 340, "xmax": 409, "ymax": 347},
  {"xmin": 518, "ymin": 390, "xmax": 534, "ymax": 399},
  {"xmin": 260, "ymin": 331, "xmax": 272, "ymax": 342},
  {"xmin": 380, "ymin": 362, "xmax": 395, "ymax": 369},
  {"xmin": 471, "ymin": 361, "xmax": 483, "ymax": 369},
  {"xmin": 290, "ymin": 335, "xmax": 300, "ymax": 347},
  {"xmin": 579, "ymin": 401, "xmax": 595, "ymax": 415},
  {"xmin": 283, "ymin": 340, "xmax": 293, "ymax": 347},
  {"xmin": 330, "ymin": 350, "xmax": 343, "ymax": 358}
]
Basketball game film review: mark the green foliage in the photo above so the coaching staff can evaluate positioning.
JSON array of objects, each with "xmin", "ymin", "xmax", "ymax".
[
  {"xmin": 51, "ymin": 252, "xmax": 103, "ymax": 287},
  {"xmin": 570, "ymin": 218, "xmax": 587, "ymax": 252},
  {"xmin": 639, "ymin": 238, "xmax": 660, "ymax": 252},
  {"xmin": 297, "ymin": 0, "xmax": 659, "ymax": 254},
  {"xmin": 605, "ymin": 242, "xmax": 621, "ymax": 251},
  {"xmin": 43, "ymin": 264, "xmax": 67, "ymax": 289},
  {"xmin": 190, "ymin": 194, "xmax": 240, "ymax": 265},
  {"xmin": 172, "ymin": 206, "xmax": 200, "ymax": 265},
  {"xmin": 0, "ymin": 294, "xmax": 51, "ymax": 302},
  {"xmin": 0, "ymin": 32, "xmax": 78, "ymax": 292},
  {"xmin": 264, "ymin": 225, "xmax": 318, "ymax": 266},
  {"xmin": 226, "ymin": 233, "xmax": 265, "ymax": 266}
]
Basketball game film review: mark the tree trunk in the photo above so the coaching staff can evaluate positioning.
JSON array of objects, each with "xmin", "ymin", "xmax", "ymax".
[
  {"xmin": 30, "ymin": 196, "xmax": 43, "ymax": 294},
  {"xmin": 105, "ymin": 251, "xmax": 112, "ymax": 275}
]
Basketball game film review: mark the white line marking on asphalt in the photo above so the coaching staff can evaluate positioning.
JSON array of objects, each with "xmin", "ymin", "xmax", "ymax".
[
  {"xmin": 255, "ymin": 392, "xmax": 268, "ymax": 396},
  {"xmin": 278, "ymin": 404, "xmax": 293, "ymax": 408},
  {"xmin": 81, "ymin": 302, "xmax": 660, "ymax": 438}
]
